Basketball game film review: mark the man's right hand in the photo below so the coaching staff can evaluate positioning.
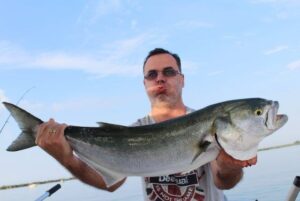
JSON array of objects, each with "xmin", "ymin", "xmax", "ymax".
[
  {"xmin": 35, "ymin": 118, "xmax": 72, "ymax": 166},
  {"xmin": 35, "ymin": 118, "xmax": 126, "ymax": 191}
]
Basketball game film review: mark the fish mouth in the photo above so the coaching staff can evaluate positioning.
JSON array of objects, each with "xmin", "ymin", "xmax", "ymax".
[{"xmin": 265, "ymin": 101, "xmax": 288, "ymax": 131}]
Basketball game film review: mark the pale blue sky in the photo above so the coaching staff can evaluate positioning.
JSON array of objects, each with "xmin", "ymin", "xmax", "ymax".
[{"xmin": 0, "ymin": 0, "xmax": 299, "ymax": 187}]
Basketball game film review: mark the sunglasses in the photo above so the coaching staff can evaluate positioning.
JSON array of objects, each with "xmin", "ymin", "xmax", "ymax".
[{"xmin": 144, "ymin": 67, "xmax": 182, "ymax": 80}]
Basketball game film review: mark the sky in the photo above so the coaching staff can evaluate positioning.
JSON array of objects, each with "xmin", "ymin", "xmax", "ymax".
[{"xmin": 0, "ymin": 0, "xmax": 299, "ymax": 187}]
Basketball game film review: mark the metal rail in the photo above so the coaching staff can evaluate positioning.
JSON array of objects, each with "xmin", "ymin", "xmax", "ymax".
[{"xmin": 286, "ymin": 176, "xmax": 300, "ymax": 201}]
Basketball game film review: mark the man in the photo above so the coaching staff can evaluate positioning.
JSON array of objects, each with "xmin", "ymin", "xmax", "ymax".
[{"xmin": 36, "ymin": 48, "xmax": 257, "ymax": 200}]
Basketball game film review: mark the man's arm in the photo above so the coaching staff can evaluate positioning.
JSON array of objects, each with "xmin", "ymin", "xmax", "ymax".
[
  {"xmin": 35, "ymin": 119, "xmax": 126, "ymax": 192},
  {"xmin": 210, "ymin": 149, "xmax": 257, "ymax": 189},
  {"xmin": 62, "ymin": 153, "xmax": 126, "ymax": 192}
]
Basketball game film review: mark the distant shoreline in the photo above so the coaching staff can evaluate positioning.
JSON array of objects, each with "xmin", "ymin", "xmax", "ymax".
[
  {"xmin": 258, "ymin": 140, "xmax": 300, "ymax": 152},
  {"xmin": 1, "ymin": 140, "xmax": 299, "ymax": 190},
  {"xmin": 0, "ymin": 177, "xmax": 75, "ymax": 191}
]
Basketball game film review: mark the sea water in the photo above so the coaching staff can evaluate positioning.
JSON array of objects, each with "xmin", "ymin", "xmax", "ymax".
[
  {"xmin": 0, "ymin": 146, "xmax": 299, "ymax": 201},
  {"xmin": 225, "ymin": 145, "xmax": 300, "ymax": 201}
]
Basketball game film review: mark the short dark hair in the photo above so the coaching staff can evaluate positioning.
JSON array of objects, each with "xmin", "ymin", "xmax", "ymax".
[{"xmin": 143, "ymin": 48, "xmax": 182, "ymax": 72}]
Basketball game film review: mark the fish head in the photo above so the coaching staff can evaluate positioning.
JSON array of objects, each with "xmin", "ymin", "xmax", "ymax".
[
  {"xmin": 228, "ymin": 99, "xmax": 288, "ymax": 136},
  {"xmin": 214, "ymin": 98, "xmax": 288, "ymax": 160}
]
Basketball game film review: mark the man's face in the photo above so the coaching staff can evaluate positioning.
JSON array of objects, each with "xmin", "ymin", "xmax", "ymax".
[{"xmin": 143, "ymin": 53, "xmax": 184, "ymax": 106}]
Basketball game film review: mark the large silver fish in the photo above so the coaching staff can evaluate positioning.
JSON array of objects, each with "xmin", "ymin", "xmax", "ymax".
[{"xmin": 2, "ymin": 98, "xmax": 288, "ymax": 187}]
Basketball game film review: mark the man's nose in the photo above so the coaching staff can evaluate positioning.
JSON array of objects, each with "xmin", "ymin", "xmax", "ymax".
[{"xmin": 155, "ymin": 71, "xmax": 166, "ymax": 82}]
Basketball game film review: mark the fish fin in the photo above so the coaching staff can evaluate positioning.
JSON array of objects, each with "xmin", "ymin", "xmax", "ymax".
[
  {"xmin": 75, "ymin": 151, "xmax": 125, "ymax": 187},
  {"xmin": 2, "ymin": 102, "xmax": 43, "ymax": 151},
  {"xmin": 191, "ymin": 141, "xmax": 211, "ymax": 164},
  {"xmin": 97, "ymin": 122, "xmax": 128, "ymax": 130},
  {"xmin": 7, "ymin": 132, "xmax": 36, "ymax": 151}
]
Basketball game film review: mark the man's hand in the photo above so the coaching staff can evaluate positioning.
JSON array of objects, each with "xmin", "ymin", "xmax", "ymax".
[
  {"xmin": 35, "ymin": 119, "xmax": 126, "ymax": 191},
  {"xmin": 35, "ymin": 118, "xmax": 72, "ymax": 166},
  {"xmin": 211, "ymin": 149, "xmax": 257, "ymax": 189},
  {"xmin": 217, "ymin": 149, "xmax": 257, "ymax": 168}
]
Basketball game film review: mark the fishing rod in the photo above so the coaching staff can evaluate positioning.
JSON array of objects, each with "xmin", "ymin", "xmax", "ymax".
[
  {"xmin": 34, "ymin": 184, "xmax": 61, "ymax": 201},
  {"xmin": 0, "ymin": 86, "xmax": 35, "ymax": 135}
]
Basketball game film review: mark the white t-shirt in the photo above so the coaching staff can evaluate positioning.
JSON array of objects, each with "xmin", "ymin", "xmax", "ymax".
[{"xmin": 132, "ymin": 107, "xmax": 227, "ymax": 201}]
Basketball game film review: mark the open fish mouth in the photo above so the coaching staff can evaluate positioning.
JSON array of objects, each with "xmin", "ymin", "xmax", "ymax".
[{"xmin": 265, "ymin": 101, "xmax": 288, "ymax": 130}]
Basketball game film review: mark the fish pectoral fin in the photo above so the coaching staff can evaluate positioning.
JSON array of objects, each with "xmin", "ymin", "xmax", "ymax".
[
  {"xmin": 75, "ymin": 152, "xmax": 125, "ymax": 188},
  {"xmin": 191, "ymin": 140, "xmax": 211, "ymax": 164}
]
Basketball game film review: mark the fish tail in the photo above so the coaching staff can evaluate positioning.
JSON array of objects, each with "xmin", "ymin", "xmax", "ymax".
[{"xmin": 2, "ymin": 102, "xmax": 43, "ymax": 151}]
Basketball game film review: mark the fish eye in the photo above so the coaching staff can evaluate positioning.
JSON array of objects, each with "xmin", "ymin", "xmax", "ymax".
[{"xmin": 255, "ymin": 109, "xmax": 263, "ymax": 116}]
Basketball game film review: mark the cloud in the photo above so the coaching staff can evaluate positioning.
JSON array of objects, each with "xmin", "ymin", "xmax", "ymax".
[
  {"xmin": 287, "ymin": 60, "xmax": 300, "ymax": 70},
  {"xmin": 175, "ymin": 20, "xmax": 214, "ymax": 30},
  {"xmin": 30, "ymin": 34, "xmax": 154, "ymax": 76},
  {"xmin": 207, "ymin": 70, "xmax": 224, "ymax": 76},
  {"xmin": 93, "ymin": 0, "xmax": 122, "ymax": 16},
  {"xmin": 0, "ymin": 33, "xmax": 163, "ymax": 77},
  {"xmin": 250, "ymin": 0, "xmax": 300, "ymax": 20},
  {"xmin": 0, "ymin": 40, "xmax": 30, "ymax": 65},
  {"xmin": 251, "ymin": 0, "xmax": 300, "ymax": 5},
  {"xmin": 0, "ymin": 89, "xmax": 8, "ymax": 102},
  {"xmin": 263, "ymin": 45, "xmax": 288, "ymax": 55},
  {"xmin": 181, "ymin": 60, "xmax": 201, "ymax": 74},
  {"xmin": 276, "ymin": 11, "xmax": 290, "ymax": 19},
  {"xmin": 31, "ymin": 53, "xmax": 141, "ymax": 77},
  {"xmin": 130, "ymin": 19, "xmax": 138, "ymax": 29},
  {"xmin": 77, "ymin": 0, "xmax": 122, "ymax": 25},
  {"xmin": 51, "ymin": 98, "xmax": 114, "ymax": 113},
  {"xmin": 77, "ymin": 0, "xmax": 141, "ymax": 26}
]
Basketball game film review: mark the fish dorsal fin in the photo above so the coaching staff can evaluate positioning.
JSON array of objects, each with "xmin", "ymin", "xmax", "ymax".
[{"xmin": 97, "ymin": 122, "xmax": 128, "ymax": 131}]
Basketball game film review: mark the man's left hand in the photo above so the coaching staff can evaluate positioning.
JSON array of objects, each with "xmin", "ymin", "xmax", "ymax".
[{"xmin": 211, "ymin": 149, "xmax": 257, "ymax": 189}]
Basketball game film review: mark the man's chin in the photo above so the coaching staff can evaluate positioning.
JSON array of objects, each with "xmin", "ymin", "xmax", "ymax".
[{"xmin": 155, "ymin": 93, "xmax": 168, "ymax": 99}]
